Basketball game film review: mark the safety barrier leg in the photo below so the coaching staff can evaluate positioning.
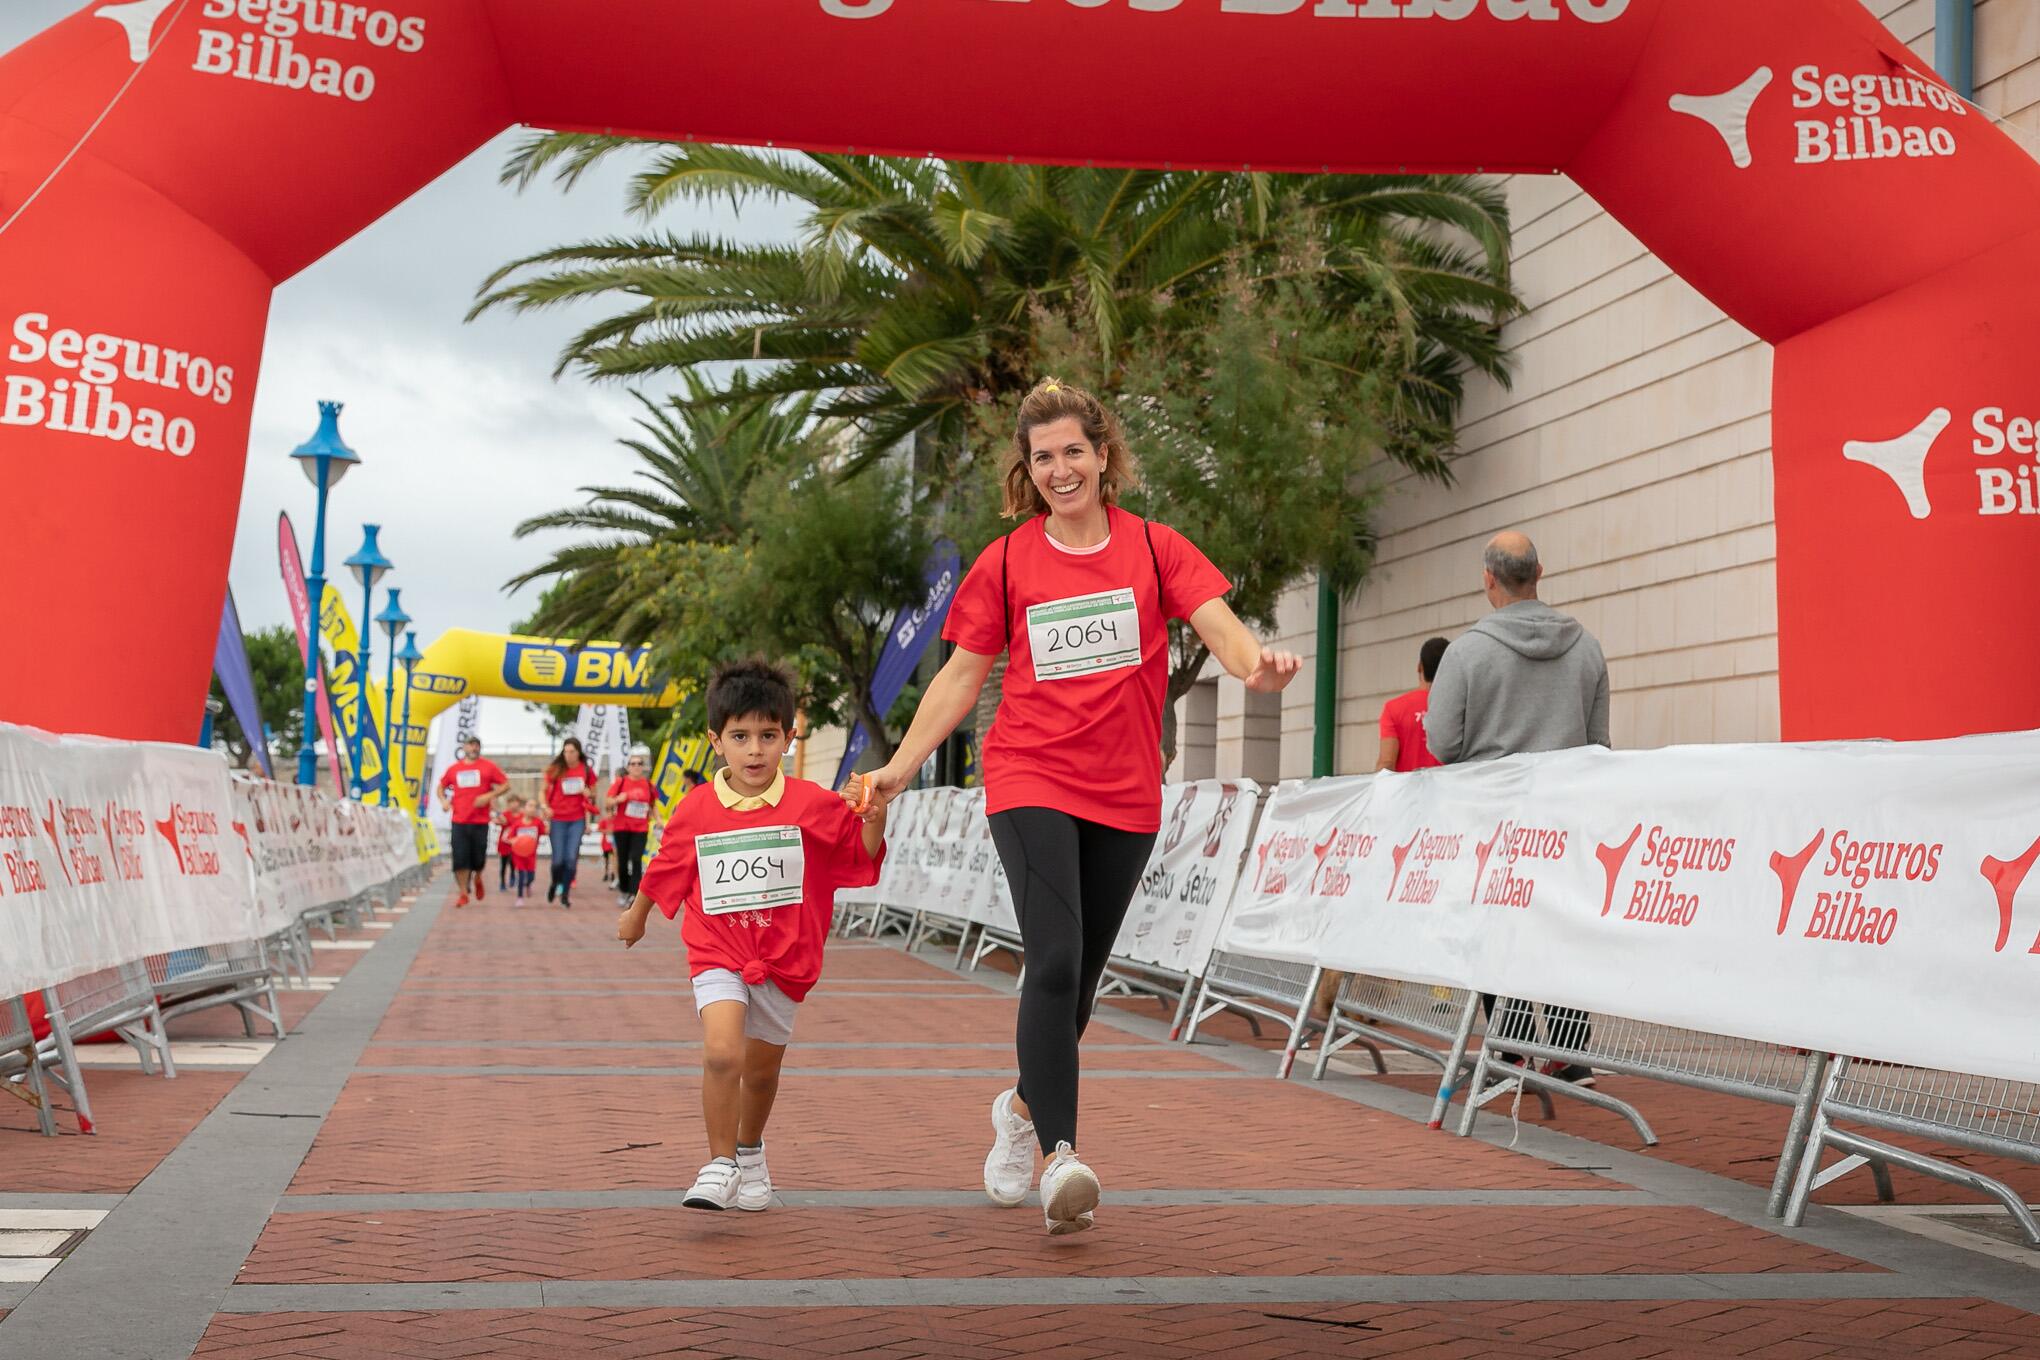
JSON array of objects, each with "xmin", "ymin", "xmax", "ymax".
[
  {"xmin": 1427, "ymin": 992, "xmax": 1483, "ymax": 1130},
  {"xmin": 40, "ymin": 1002, "xmax": 96, "ymax": 1136},
  {"xmin": 129, "ymin": 991, "xmax": 177, "ymax": 1080},
  {"xmin": 1766, "ymin": 1051, "xmax": 1832, "ymax": 1218},
  {"xmin": 1166, "ymin": 976, "xmax": 1201, "ymax": 1042},
  {"xmin": 4, "ymin": 1055, "xmax": 57, "ymax": 1138},
  {"xmin": 952, "ymin": 922, "xmax": 977, "ymax": 969},
  {"xmin": 1276, "ymin": 966, "xmax": 1323, "ymax": 1080}
]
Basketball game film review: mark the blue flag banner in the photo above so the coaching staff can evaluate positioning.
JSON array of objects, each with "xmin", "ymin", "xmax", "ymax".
[
  {"xmin": 213, "ymin": 587, "xmax": 272, "ymax": 777},
  {"xmin": 833, "ymin": 539, "xmax": 962, "ymax": 789}
]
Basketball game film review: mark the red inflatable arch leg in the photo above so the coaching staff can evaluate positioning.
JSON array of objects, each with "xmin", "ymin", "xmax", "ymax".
[{"xmin": 2, "ymin": 0, "xmax": 2034, "ymax": 741}]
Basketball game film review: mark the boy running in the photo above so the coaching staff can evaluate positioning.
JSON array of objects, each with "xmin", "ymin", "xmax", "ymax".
[{"xmin": 616, "ymin": 659, "xmax": 887, "ymax": 1212}]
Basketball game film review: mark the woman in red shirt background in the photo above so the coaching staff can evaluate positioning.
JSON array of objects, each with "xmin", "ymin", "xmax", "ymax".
[
  {"xmin": 604, "ymin": 744, "xmax": 659, "ymax": 909},
  {"xmin": 860, "ymin": 379, "xmax": 1300, "ymax": 1235},
  {"xmin": 542, "ymin": 736, "xmax": 600, "ymax": 908}
]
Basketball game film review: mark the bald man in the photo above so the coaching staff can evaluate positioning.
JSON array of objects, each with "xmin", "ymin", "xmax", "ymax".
[
  {"xmin": 1425, "ymin": 532, "xmax": 1609, "ymax": 765},
  {"xmin": 1427, "ymin": 531, "xmax": 1608, "ymax": 1086}
]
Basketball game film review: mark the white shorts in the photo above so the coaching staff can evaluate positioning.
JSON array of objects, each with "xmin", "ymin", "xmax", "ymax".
[{"xmin": 691, "ymin": 968, "xmax": 798, "ymax": 1046}]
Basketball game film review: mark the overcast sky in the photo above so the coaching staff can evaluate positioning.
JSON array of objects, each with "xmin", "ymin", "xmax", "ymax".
[{"xmin": 4, "ymin": 2, "xmax": 800, "ymax": 752}]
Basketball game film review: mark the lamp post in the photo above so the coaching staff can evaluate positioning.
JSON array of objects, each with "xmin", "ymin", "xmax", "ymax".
[
  {"xmin": 342, "ymin": 525, "xmax": 393, "ymax": 800},
  {"xmin": 394, "ymin": 630, "xmax": 424, "ymax": 807},
  {"xmin": 374, "ymin": 588, "xmax": 411, "ymax": 804},
  {"xmin": 290, "ymin": 402, "xmax": 360, "ymax": 787}
]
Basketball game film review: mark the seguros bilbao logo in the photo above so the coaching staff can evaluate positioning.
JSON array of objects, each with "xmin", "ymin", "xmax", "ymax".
[
  {"xmin": 1596, "ymin": 823, "xmax": 1733, "ymax": 928},
  {"xmin": 502, "ymin": 642, "xmax": 659, "ymax": 696},
  {"xmin": 1768, "ymin": 828, "xmax": 1941, "ymax": 947},
  {"xmin": 1842, "ymin": 406, "xmax": 2040, "ymax": 522},
  {"xmin": 1670, "ymin": 63, "xmax": 1965, "ymax": 171}
]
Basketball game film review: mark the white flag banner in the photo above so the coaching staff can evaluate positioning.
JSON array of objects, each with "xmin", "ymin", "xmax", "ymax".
[
  {"xmin": 1114, "ymin": 779, "xmax": 1260, "ymax": 976},
  {"xmin": 574, "ymin": 704, "xmax": 631, "ymax": 780},
  {"xmin": 425, "ymin": 696, "xmax": 483, "ymax": 838}
]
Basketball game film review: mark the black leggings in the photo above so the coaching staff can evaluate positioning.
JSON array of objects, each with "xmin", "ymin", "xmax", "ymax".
[
  {"xmin": 613, "ymin": 829, "xmax": 648, "ymax": 897},
  {"xmin": 988, "ymin": 807, "xmax": 1156, "ymax": 1154}
]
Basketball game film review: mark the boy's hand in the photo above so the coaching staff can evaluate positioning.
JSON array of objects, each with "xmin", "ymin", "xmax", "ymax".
[
  {"xmin": 616, "ymin": 902, "xmax": 649, "ymax": 948},
  {"xmin": 841, "ymin": 773, "xmax": 876, "ymax": 820}
]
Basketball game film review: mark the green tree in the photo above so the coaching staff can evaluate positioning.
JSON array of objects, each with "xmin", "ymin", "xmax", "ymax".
[
  {"xmin": 620, "ymin": 457, "xmax": 935, "ymax": 759},
  {"xmin": 208, "ymin": 624, "xmax": 305, "ymax": 772},
  {"xmin": 508, "ymin": 367, "xmax": 814, "ymax": 643},
  {"xmin": 473, "ymin": 141, "xmax": 1516, "ymax": 485}
]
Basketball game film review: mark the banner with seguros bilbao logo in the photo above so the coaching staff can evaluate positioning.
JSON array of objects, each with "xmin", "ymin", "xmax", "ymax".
[{"xmin": 1246, "ymin": 733, "xmax": 2040, "ymax": 1086}]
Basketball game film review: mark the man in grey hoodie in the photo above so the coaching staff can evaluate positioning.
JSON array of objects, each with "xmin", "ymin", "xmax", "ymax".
[
  {"xmin": 1427, "ymin": 531, "xmax": 1609, "ymax": 1086},
  {"xmin": 1426, "ymin": 532, "xmax": 1609, "ymax": 764}
]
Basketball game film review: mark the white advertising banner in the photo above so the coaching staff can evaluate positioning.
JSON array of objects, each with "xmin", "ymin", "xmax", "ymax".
[
  {"xmin": 0, "ymin": 724, "xmax": 252, "ymax": 999},
  {"xmin": 1113, "ymin": 778, "xmax": 1260, "ymax": 976},
  {"xmin": 0, "ymin": 721, "xmax": 417, "ymax": 1000},
  {"xmin": 1216, "ymin": 775, "xmax": 1372, "ymax": 967}
]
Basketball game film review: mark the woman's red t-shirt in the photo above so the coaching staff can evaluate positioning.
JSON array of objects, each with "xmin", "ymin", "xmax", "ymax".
[
  {"xmin": 638, "ymin": 778, "xmax": 884, "ymax": 1002},
  {"xmin": 607, "ymin": 776, "xmax": 659, "ymax": 832},
  {"xmin": 943, "ymin": 506, "xmax": 1230, "ymax": 833},
  {"xmin": 543, "ymin": 764, "xmax": 599, "ymax": 822}
]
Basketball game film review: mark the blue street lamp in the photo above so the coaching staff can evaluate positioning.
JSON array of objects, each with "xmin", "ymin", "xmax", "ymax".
[
  {"xmin": 290, "ymin": 402, "xmax": 360, "ymax": 787},
  {"xmin": 343, "ymin": 524, "xmax": 392, "ymax": 800},
  {"xmin": 374, "ymin": 588, "xmax": 411, "ymax": 804},
  {"xmin": 394, "ymin": 630, "xmax": 424, "ymax": 807}
]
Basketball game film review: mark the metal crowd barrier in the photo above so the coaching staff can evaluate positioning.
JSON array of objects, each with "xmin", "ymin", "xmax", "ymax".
[
  {"xmin": 1180, "ymin": 953, "xmax": 1325, "ymax": 1076},
  {"xmin": 0, "ymin": 962, "xmax": 176, "ymax": 1136},
  {"xmin": 1786, "ymin": 1059, "xmax": 2040, "ymax": 1244},
  {"xmin": 1309, "ymin": 975, "xmax": 1561, "ymax": 1128},
  {"xmin": 146, "ymin": 940, "xmax": 287, "ymax": 1040},
  {"xmin": 967, "ymin": 925, "xmax": 1026, "ymax": 985},
  {"xmin": 1, "ymin": 995, "xmax": 57, "ymax": 1137},
  {"xmin": 1456, "ymin": 998, "xmax": 1875, "ymax": 1215}
]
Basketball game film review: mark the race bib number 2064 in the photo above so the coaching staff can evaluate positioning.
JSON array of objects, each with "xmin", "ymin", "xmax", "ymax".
[
  {"xmin": 695, "ymin": 826, "xmax": 805, "ymax": 915},
  {"xmin": 1028, "ymin": 588, "xmax": 1142, "ymax": 681}
]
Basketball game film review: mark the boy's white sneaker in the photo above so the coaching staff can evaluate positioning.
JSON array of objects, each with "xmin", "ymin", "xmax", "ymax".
[
  {"xmin": 983, "ymin": 1089, "xmax": 1036, "ymax": 1208},
  {"xmin": 683, "ymin": 1157, "xmax": 740, "ymax": 1211},
  {"xmin": 735, "ymin": 1145, "xmax": 772, "ymax": 1212},
  {"xmin": 1039, "ymin": 1142, "xmax": 1098, "ymax": 1236}
]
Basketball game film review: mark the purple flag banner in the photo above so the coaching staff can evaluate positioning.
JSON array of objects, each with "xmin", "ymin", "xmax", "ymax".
[{"xmin": 213, "ymin": 587, "xmax": 272, "ymax": 777}]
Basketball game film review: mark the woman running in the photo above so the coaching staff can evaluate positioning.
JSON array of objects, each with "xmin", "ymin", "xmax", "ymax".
[
  {"xmin": 605, "ymin": 743, "xmax": 658, "ymax": 909},
  {"xmin": 542, "ymin": 736, "xmax": 600, "ymax": 908},
  {"xmin": 859, "ymin": 378, "xmax": 1300, "ymax": 1235}
]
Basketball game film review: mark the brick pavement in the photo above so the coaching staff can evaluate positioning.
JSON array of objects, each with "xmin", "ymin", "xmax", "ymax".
[{"xmin": 5, "ymin": 881, "xmax": 2039, "ymax": 1359}]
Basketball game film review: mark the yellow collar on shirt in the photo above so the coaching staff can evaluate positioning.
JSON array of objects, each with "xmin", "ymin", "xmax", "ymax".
[{"xmin": 714, "ymin": 767, "xmax": 786, "ymax": 811}]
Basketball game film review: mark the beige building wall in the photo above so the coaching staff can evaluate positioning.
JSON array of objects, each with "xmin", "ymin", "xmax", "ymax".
[{"xmin": 1165, "ymin": 0, "xmax": 2038, "ymax": 785}]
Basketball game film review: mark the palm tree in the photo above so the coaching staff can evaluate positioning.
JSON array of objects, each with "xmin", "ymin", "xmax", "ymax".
[
  {"xmin": 473, "ymin": 139, "xmax": 1519, "ymax": 484},
  {"xmin": 508, "ymin": 368, "xmax": 814, "ymax": 641}
]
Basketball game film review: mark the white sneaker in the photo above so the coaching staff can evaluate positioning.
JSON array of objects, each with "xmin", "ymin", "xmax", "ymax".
[
  {"xmin": 683, "ymin": 1157, "xmax": 740, "ymax": 1211},
  {"xmin": 1039, "ymin": 1142, "xmax": 1099, "ymax": 1236},
  {"xmin": 735, "ymin": 1145, "xmax": 772, "ymax": 1212},
  {"xmin": 983, "ymin": 1089, "xmax": 1036, "ymax": 1208}
]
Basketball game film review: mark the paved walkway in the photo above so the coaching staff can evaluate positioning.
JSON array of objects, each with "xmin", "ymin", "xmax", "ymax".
[{"xmin": 4, "ymin": 880, "xmax": 2040, "ymax": 1358}]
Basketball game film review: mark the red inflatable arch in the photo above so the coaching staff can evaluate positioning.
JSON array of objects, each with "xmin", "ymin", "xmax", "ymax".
[{"xmin": 2, "ymin": 0, "xmax": 2036, "ymax": 744}]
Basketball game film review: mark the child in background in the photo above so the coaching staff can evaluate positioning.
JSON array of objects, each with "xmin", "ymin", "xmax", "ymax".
[
  {"xmin": 496, "ymin": 801, "xmax": 517, "ymax": 892},
  {"xmin": 617, "ymin": 658, "xmax": 887, "ymax": 1212},
  {"xmin": 507, "ymin": 799, "xmax": 544, "ymax": 903}
]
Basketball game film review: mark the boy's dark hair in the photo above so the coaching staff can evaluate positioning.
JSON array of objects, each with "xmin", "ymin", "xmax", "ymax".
[
  {"xmin": 707, "ymin": 657, "xmax": 797, "ymax": 734},
  {"xmin": 1419, "ymin": 636, "xmax": 1450, "ymax": 683}
]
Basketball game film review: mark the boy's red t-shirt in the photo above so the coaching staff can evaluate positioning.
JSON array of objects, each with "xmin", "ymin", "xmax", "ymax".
[
  {"xmin": 543, "ymin": 765, "xmax": 599, "ymax": 822},
  {"xmin": 638, "ymin": 777, "xmax": 884, "ymax": 1002},
  {"xmin": 608, "ymin": 776, "xmax": 658, "ymax": 832},
  {"xmin": 943, "ymin": 507, "xmax": 1230, "ymax": 833},
  {"xmin": 1379, "ymin": 687, "xmax": 1442, "ymax": 772}
]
